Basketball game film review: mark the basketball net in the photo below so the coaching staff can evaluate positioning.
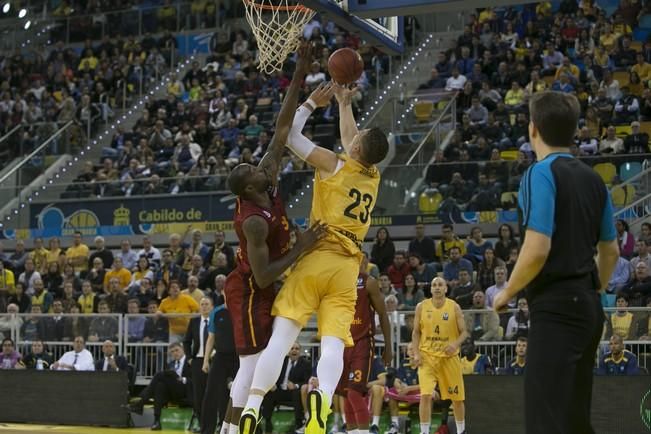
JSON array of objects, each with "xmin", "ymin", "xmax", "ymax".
[{"xmin": 243, "ymin": 0, "xmax": 315, "ymax": 74}]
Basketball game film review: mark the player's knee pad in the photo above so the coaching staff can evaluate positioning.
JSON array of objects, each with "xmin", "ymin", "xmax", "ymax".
[{"xmin": 347, "ymin": 388, "xmax": 370, "ymax": 425}]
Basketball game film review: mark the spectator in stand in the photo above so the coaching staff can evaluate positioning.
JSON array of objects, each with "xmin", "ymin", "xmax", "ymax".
[
  {"xmin": 66, "ymin": 232, "xmax": 90, "ymax": 276},
  {"xmin": 624, "ymin": 121, "xmax": 650, "ymax": 154},
  {"xmin": 127, "ymin": 298, "xmax": 146, "ymax": 342},
  {"xmin": 477, "ymin": 248, "xmax": 505, "ymax": 291},
  {"xmin": 460, "ymin": 339, "xmax": 494, "ymax": 375},
  {"xmin": 607, "ymin": 256, "xmax": 631, "ymax": 294},
  {"xmin": 616, "ymin": 219, "xmax": 636, "ymax": 259},
  {"xmin": 632, "ymin": 240, "xmax": 651, "ymax": 271},
  {"xmin": 0, "ymin": 304, "xmax": 22, "ymax": 339},
  {"xmin": 502, "ymin": 337, "xmax": 527, "ymax": 375},
  {"xmin": 465, "ymin": 227, "xmax": 492, "ymax": 264},
  {"xmin": 443, "ymin": 247, "xmax": 473, "ymax": 287},
  {"xmin": 639, "ymin": 223, "xmax": 651, "ymax": 244},
  {"xmin": 51, "ymin": 336, "xmax": 95, "ymax": 371},
  {"xmin": 436, "ymin": 224, "xmax": 467, "ymax": 263},
  {"xmin": 138, "ymin": 236, "xmax": 162, "ymax": 270},
  {"xmin": 399, "ymin": 274, "xmax": 425, "ymax": 311},
  {"xmin": 155, "ymin": 249, "xmax": 185, "ymax": 286},
  {"xmin": 95, "ymin": 340, "xmax": 129, "ymax": 372},
  {"xmin": 599, "ymin": 126, "xmax": 625, "ymax": 154},
  {"xmin": 494, "ymin": 224, "xmax": 519, "ymax": 262},
  {"xmin": 0, "ymin": 260, "xmax": 16, "ymax": 301},
  {"xmin": 88, "ymin": 301, "xmax": 119, "ymax": 342},
  {"xmin": 78, "ymin": 280, "xmax": 98, "ymax": 314},
  {"xmin": 504, "ymin": 81, "xmax": 525, "ymax": 109},
  {"xmin": 105, "ymin": 277, "xmax": 129, "ymax": 314},
  {"xmin": 130, "ymin": 257, "xmax": 155, "ymax": 292},
  {"xmin": 408, "ymin": 223, "xmax": 436, "ymax": 264},
  {"xmin": 8, "ymin": 283, "xmax": 30, "ymax": 313},
  {"xmin": 17, "ymin": 258, "xmax": 40, "ymax": 294},
  {"xmin": 614, "ymin": 87, "xmax": 639, "ymax": 124},
  {"xmin": 387, "ymin": 251, "xmax": 410, "ymax": 290},
  {"xmin": 46, "ymin": 238, "xmax": 64, "ymax": 273},
  {"xmin": 117, "ymin": 240, "xmax": 139, "ymax": 271},
  {"xmin": 506, "ymin": 298, "xmax": 530, "ymax": 340},
  {"xmin": 187, "ymin": 229, "xmax": 210, "ymax": 264},
  {"xmin": 445, "ymin": 67, "xmax": 467, "ymax": 91},
  {"xmin": 0, "ymin": 338, "xmax": 21, "ymax": 369},
  {"xmin": 144, "ymin": 300, "xmax": 170, "ymax": 343},
  {"xmin": 466, "ymin": 96, "xmax": 489, "ymax": 126},
  {"xmin": 608, "ymin": 295, "xmax": 635, "ymax": 339},
  {"xmin": 371, "ymin": 227, "xmax": 395, "ymax": 272},
  {"xmin": 408, "ymin": 253, "xmax": 437, "ymax": 295},
  {"xmin": 450, "ymin": 268, "xmax": 479, "ymax": 309},
  {"xmin": 18, "ymin": 340, "xmax": 54, "ymax": 370},
  {"xmin": 596, "ymin": 335, "xmax": 638, "ymax": 375},
  {"xmin": 8, "ymin": 240, "xmax": 27, "ymax": 277},
  {"xmin": 182, "ymin": 276, "xmax": 205, "ymax": 304},
  {"xmin": 88, "ymin": 236, "xmax": 114, "ymax": 270},
  {"xmin": 31, "ymin": 279, "xmax": 53, "ymax": 313},
  {"xmin": 465, "ymin": 291, "xmax": 500, "ymax": 341},
  {"xmin": 103, "ymin": 257, "xmax": 132, "ymax": 293},
  {"xmin": 207, "ymin": 230, "xmax": 235, "ymax": 271},
  {"xmin": 419, "ymin": 68, "xmax": 446, "ymax": 89},
  {"xmin": 159, "ymin": 280, "xmax": 199, "ymax": 343},
  {"xmin": 575, "ymin": 126, "xmax": 598, "ymax": 155}
]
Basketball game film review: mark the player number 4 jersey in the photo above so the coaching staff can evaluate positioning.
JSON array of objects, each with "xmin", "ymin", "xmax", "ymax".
[
  {"xmin": 419, "ymin": 298, "xmax": 460, "ymax": 358},
  {"xmin": 311, "ymin": 154, "xmax": 380, "ymax": 256}
]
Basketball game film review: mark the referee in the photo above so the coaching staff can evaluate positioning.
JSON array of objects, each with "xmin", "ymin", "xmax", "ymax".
[{"xmin": 493, "ymin": 91, "xmax": 620, "ymax": 434}]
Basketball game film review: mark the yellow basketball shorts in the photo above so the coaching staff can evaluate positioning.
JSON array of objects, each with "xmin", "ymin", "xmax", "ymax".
[
  {"xmin": 272, "ymin": 249, "xmax": 361, "ymax": 347},
  {"xmin": 418, "ymin": 354, "xmax": 465, "ymax": 401}
]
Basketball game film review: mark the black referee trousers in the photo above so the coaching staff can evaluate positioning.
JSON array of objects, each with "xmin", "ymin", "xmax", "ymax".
[
  {"xmin": 525, "ymin": 288, "xmax": 603, "ymax": 434},
  {"xmin": 200, "ymin": 351, "xmax": 238, "ymax": 434}
]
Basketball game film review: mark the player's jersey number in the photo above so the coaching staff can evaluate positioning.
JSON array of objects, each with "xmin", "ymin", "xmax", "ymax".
[{"xmin": 344, "ymin": 188, "xmax": 374, "ymax": 223}]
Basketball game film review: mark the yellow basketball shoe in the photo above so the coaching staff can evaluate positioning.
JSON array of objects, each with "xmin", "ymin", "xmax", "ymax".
[{"xmin": 305, "ymin": 389, "xmax": 331, "ymax": 434}]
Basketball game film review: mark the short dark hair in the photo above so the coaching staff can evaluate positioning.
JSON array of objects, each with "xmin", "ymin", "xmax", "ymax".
[
  {"xmin": 517, "ymin": 336, "xmax": 528, "ymax": 344},
  {"xmin": 529, "ymin": 91, "xmax": 580, "ymax": 147},
  {"xmin": 226, "ymin": 164, "xmax": 251, "ymax": 196},
  {"xmin": 361, "ymin": 128, "xmax": 389, "ymax": 165},
  {"xmin": 442, "ymin": 223, "xmax": 454, "ymax": 231},
  {"xmin": 449, "ymin": 246, "xmax": 461, "ymax": 254}
]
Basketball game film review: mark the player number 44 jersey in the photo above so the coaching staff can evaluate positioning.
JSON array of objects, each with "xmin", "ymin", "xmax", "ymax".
[{"xmin": 310, "ymin": 154, "xmax": 380, "ymax": 256}]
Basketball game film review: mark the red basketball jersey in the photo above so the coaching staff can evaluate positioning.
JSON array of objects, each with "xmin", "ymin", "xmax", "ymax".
[
  {"xmin": 233, "ymin": 188, "xmax": 291, "ymax": 288},
  {"xmin": 350, "ymin": 273, "xmax": 374, "ymax": 342}
]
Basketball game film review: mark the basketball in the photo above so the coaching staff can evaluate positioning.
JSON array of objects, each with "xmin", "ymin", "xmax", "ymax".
[{"xmin": 328, "ymin": 47, "xmax": 364, "ymax": 85}]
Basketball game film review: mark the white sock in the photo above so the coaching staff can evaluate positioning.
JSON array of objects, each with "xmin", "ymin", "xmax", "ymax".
[
  {"xmin": 304, "ymin": 411, "xmax": 309, "ymax": 421},
  {"xmin": 358, "ymin": 430, "xmax": 369, "ymax": 434},
  {"xmin": 219, "ymin": 423, "xmax": 229, "ymax": 434},
  {"xmin": 341, "ymin": 411, "xmax": 347, "ymax": 425},
  {"xmin": 232, "ymin": 354, "xmax": 261, "ymax": 407},
  {"xmin": 228, "ymin": 423, "xmax": 239, "ymax": 434},
  {"xmin": 316, "ymin": 336, "xmax": 345, "ymax": 404},
  {"xmin": 334, "ymin": 412, "xmax": 341, "ymax": 428},
  {"xmin": 244, "ymin": 317, "xmax": 301, "ymax": 413},
  {"xmin": 372, "ymin": 416, "xmax": 380, "ymax": 427},
  {"xmin": 420, "ymin": 423, "xmax": 430, "ymax": 434},
  {"xmin": 455, "ymin": 420, "xmax": 465, "ymax": 433},
  {"xmin": 391, "ymin": 416, "xmax": 399, "ymax": 426}
]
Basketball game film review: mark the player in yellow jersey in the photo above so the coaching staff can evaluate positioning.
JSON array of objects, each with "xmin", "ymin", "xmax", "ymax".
[
  {"xmin": 412, "ymin": 277, "xmax": 469, "ymax": 434},
  {"xmin": 239, "ymin": 82, "xmax": 389, "ymax": 434}
]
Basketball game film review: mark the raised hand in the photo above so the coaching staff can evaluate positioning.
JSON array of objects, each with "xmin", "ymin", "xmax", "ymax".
[
  {"xmin": 296, "ymin": 42, "xmax": 313, "ymax": 76},
  {"xmin": 333, "ymin": 82, "xmax": 358, "ymax": 106},
  {"xmin": 309, "ymin": 82, "xmax": 335, "ymax": 108}
]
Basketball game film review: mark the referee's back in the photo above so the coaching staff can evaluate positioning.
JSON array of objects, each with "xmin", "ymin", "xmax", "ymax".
[
  {"xmin": 518, "ymin": 92, "xmax": 616, "ymax": 303},
  {"xmin": 520, "ymin": 153, "xmax": 612, "ymax": 301}
]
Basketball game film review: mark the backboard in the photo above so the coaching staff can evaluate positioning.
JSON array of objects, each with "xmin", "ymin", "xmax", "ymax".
[{"xmin": 300, "ymin": 0, "xmax": 404, "ymax": 54}]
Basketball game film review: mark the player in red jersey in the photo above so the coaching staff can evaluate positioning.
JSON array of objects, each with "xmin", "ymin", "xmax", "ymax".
[
  {"xmin": 335, "ymin": 256, "xmax": 393, "ymax": 434},
  {"xmin": 202, "ymin": 44, "xmax": 327, "ymax": 434}
]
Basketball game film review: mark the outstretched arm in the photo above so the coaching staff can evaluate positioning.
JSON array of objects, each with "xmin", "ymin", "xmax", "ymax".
[
  {"xmin": 258, "ymin": 44, "xmax": 313, "ymax": 181},
  {"xmin": 243, "ymin": 216, "xmax": 327, "ymax": 288},
  {"xmin": 287, "ymin": 82, "xmax": 341, "ymax": 177},
  {"xmin": 334, "ymin": 84, "xmax": 359, "ymax": 154}
]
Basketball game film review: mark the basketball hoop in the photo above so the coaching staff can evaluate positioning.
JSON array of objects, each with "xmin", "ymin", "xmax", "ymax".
[{"xmin": 242, "ymin": 0, "xmax": 315, "ymax": 74}]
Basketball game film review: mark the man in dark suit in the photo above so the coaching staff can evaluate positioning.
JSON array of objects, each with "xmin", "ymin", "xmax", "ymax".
[
  {"xmin": 260, "ymin": 342, "xmax": 312, "ymax": 433},
  {"xmin": 95, "ymin": 340, "xmax": 129, "ymax": 372},
  {"xmin": 183, "ymin": 296, "xmax": 213, "ymax": 432},
  {"xmin": 130, "ymin": 342, "xmax": 192, "ymax": 431}
]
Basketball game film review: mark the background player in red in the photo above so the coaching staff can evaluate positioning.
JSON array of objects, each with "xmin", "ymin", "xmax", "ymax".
[
  {"xmin": 337, "ymin": 256, "xmax": 393, "ymax": 434},
  {"xmin": 202, "ymin": 44, "xmax": 327, "ymax": 434}
]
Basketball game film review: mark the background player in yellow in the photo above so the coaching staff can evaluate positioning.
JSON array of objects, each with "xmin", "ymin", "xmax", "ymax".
[
  {"xmin": 412, "ymin": 277, "xmax": 469, "ymax": 434},
  {"xmin": 239, "ymin": 82, "xmax": 390, "ymax": 434}
]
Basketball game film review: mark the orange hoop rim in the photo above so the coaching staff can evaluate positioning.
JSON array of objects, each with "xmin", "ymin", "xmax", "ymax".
[{"xmin": 242, "ymin": 0, "xmax": 313, "ymax": 13}]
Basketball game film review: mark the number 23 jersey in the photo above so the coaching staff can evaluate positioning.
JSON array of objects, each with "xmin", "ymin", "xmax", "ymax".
[{"xmin": 311, "ymin": 153, "xmax": 380, "ymax": 256}]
